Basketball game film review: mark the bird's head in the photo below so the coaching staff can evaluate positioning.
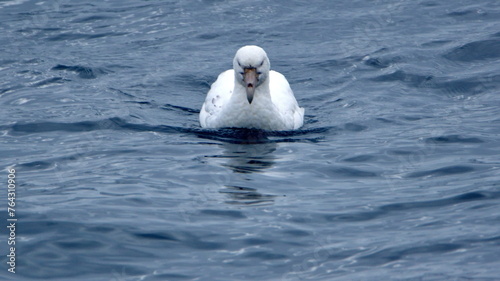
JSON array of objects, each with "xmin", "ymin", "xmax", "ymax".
[{"xmin": 233, "ymin": 45, "xmax": 270, "ymax": 104}]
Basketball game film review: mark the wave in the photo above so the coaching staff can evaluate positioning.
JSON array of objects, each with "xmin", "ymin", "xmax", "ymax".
[{"xmin": 5, "ymin": 117, "xmax": 334, "ymax": 144}]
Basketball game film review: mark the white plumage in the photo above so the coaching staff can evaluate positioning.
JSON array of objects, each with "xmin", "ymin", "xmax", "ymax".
[{"xmin": 200, "ymin": 45, "xmax": 304, "ymax": 131}]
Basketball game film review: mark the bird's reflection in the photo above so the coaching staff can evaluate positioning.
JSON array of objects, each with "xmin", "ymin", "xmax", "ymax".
[
  {"xmin": 219, "ymin": 140, "xmax": 277, "ymax": 173},
  {"xmin": 220, "ymin": 185, "xmax": 276, "ymax": 206},
  {"xmin": 200, "ymin": 129, "xmax": 279, "ymax": 206}
]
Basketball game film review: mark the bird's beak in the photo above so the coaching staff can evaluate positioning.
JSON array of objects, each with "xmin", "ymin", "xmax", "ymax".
[{"xmin": 243, "ymin": 68, "xmax": 258, "ymax": 104}]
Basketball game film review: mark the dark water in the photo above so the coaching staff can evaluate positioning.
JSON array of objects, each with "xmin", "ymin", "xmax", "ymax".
[{"xmin": 1, "ymin": 0, "xmax": 500, "ymax": 280}]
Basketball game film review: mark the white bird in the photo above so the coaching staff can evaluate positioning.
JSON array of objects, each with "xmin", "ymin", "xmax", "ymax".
[{"xmin": 200, "ymin": 45, "xmax": 304, "ymax": 131}]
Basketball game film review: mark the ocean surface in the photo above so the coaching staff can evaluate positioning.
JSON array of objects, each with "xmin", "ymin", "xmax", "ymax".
[{"xmin": 1, "ymin": 0, "xmax": 499, "ymax": 280}]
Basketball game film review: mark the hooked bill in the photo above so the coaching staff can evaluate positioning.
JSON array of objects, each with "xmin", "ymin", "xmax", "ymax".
[{"xmin": 243, "ymin": 68, "xmax": 258, "ymax": 104}]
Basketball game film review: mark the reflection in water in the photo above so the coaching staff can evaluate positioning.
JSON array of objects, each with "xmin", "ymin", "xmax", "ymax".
[
  {"xmin": 219, "ymin": 141, "xmax": 277, "ymax": 173},
  {"xmin": 203, "ymin": 131, "xmax": 279, "ymax": 205},
  {"xmin": 220, "ymin": 185, "xmax": 276, "ymax": 206}
]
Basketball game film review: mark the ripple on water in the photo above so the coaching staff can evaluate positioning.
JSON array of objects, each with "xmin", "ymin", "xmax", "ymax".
[
  {"xmin": 318, "ymin": 191, "xmax": 498, "ymax": 223},
  {"xmin": 371, "ymin": 69, "xmax": 495, "ymax": 96},
  {"xmin": 342, "ymin": 154, "xmax": 376, "ymax": 163},
  {"xmin": 371, "ymin": 70, "xmax": 433, "ymax": 88},
  {"xmin": 31, "ymin": 77, "xmax": 69, "ymax": 88},
  {"xmin": 133, "ymin": 232, "xmax": 179, "ymax": 241},
  {"xmin": 357, "ymin": 242, "xmax": 462, "ymax": 266},
  {"xmin": 443, "ymin": 38, "xmax": 500, "ymax": 62},
  {"xmin": 425, "ymin": 135, "xmax": 484, "ymax": 144},
  {"xmin": 199, "ymin": 209, "xmax": 247, "ymax": 219},
  {"xmin": 406, "ymin": 165, "xmax": 475, "ymax": 178},
  {"xmin": 51, "ymin": 64, "xmax": 110, "ymax": 79},
  {"xmin": 46, "ymin": 32, "xmax": 128, "ymax": 41}
]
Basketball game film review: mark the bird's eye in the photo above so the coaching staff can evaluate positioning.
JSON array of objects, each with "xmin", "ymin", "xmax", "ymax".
[
  {"xmin": 257, "ymin": 71, "xmax": 262, "ymax": 75},
  {"xmin": 239, "ymin": 72, "xmax": 244, "ymax": 75}
]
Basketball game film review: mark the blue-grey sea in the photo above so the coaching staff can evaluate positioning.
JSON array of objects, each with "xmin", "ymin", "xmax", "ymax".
[{"xmin": 1, "ymin": 0, "xmax": 500, "ymax": 280}]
